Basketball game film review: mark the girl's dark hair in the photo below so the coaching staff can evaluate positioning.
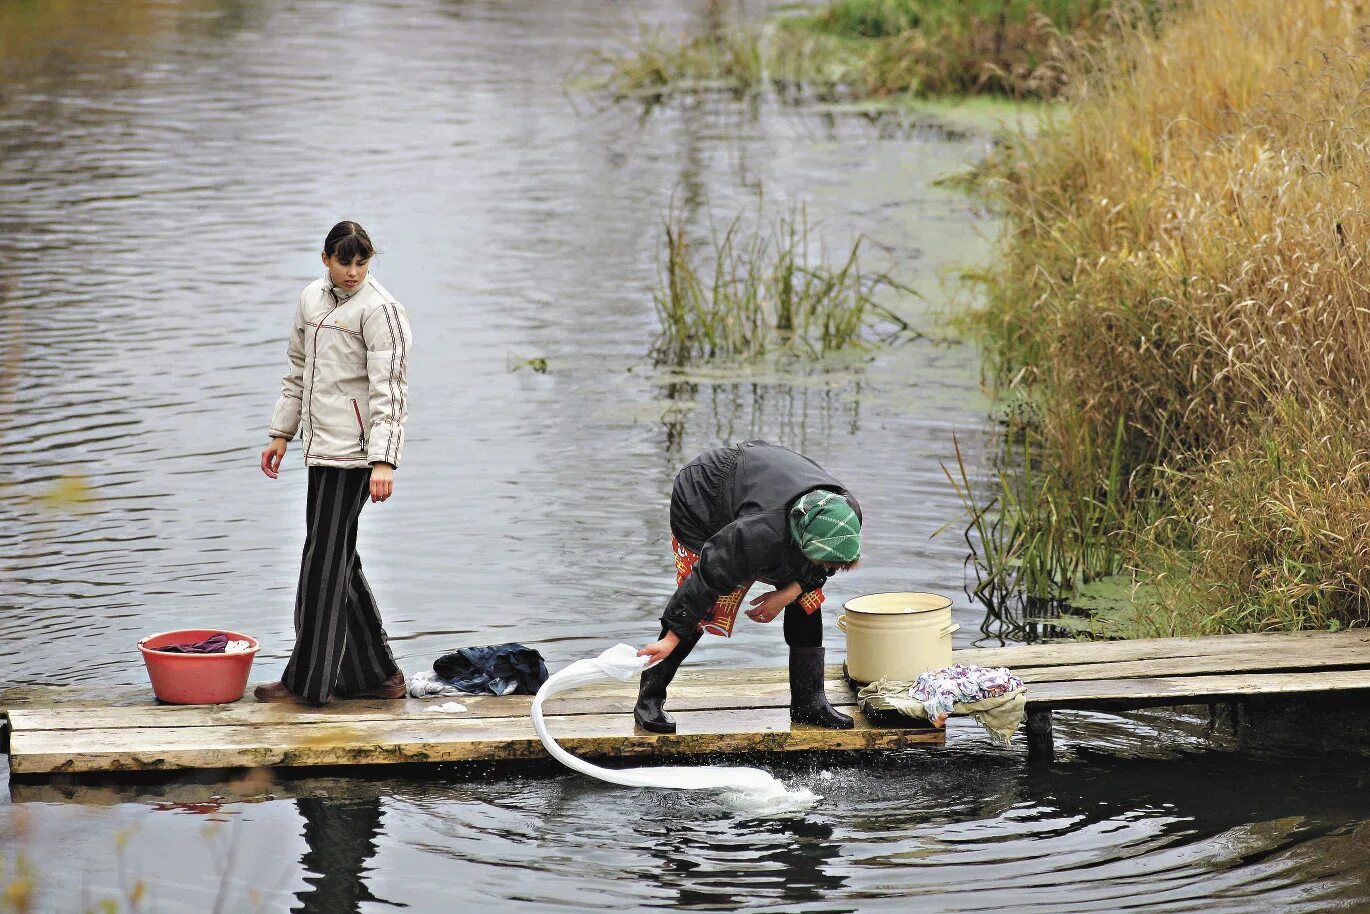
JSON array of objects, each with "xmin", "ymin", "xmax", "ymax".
[{"xmin": 323, "ymin": 221, "xmax": 376, "ymax": 263}]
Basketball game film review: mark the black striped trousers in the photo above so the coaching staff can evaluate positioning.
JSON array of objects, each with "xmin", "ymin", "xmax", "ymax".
[{"xmin": 283, "ymin": 467, "xmax": 400, "ymax": 704}]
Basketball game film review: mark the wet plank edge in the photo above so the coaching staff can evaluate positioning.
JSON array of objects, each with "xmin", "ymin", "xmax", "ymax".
[
  {"xmin": 7, "ymin": 707, "xmax": 944, "ymax": 774},
  {"xmin": 1027, "ymin": 668, "xmax": 1370, "ymax": 710}
]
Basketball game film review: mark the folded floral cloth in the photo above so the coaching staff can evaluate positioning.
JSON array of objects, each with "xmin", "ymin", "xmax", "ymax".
[{"xmin": 858, "ymin": 662, "xmax": 1027, "ymax": 745}]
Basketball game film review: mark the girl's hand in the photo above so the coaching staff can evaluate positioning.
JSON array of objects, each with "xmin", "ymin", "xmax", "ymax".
[
  {"xmin": 638, "ymin": 631, "xmax": 681, "ymax": 665},
  {"xmin": 369, "ymin": 463, "xmax": 395, "ymax": 503},
  {"xmin": 745, "ymin": 583, "xmax": 802, "ymax": 624},
  {"xmin": 261, "ymin": 438, "xmax": 287, "ymax": 479}
]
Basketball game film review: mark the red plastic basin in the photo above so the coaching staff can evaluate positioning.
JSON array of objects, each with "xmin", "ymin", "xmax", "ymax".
[{"xmin": 138, "ymin": 629, "xmax": 260, "ymax": 704}]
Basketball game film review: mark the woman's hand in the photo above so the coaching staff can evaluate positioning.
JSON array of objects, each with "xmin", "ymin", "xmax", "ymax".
[
  {"xmin": 745, "ymin": 583, "xmax": 803, "ymax": 624},
  {"xmin": 261, "ymin": 438, "xmax": 287, "ymax": 479},
  {"xmin": 638, "ymin": 630, "xmax": 681, "ymax": 665},
  {"xmin": 369, "ymin": 463, "xmax": 395, "ymax": 502}
]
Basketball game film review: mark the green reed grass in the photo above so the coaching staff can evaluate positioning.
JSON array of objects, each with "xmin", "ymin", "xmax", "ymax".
[
  {"xmin": 588, "ymin": 23, "xmax": 766, "ymax": 100},
  {"xmin": 941, "ymin": 416, "xmax": 1129, "ymax": 628},
  {"xmin": 968, "ymin": 0, "xmax": 1370, "ymax": 635},
  {"xmin": 587, "ymin": 0, "xmax": 1166, "ymax": 103},
  {"xmin": 651, "ymin": 203, "xmax": 912, "ymax": 364}
]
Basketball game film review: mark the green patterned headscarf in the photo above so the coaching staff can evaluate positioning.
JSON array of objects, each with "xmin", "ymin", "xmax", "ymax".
[{"xmin": 788, "ymin": 490, "xmax": 861, "ymax": 564}]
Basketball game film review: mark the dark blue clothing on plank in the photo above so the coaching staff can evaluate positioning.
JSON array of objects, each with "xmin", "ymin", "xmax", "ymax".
[{"xmin": 432, "ymin": 643, "xmax": 548, "ymax": 696}]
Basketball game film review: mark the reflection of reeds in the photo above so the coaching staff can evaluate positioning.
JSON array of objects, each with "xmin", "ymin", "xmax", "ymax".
[
  {"xmin": 971, "ymin": 0, "xmax": 1370, "ymax": 634},
  {"xmin": 650, "ymin": 203, "xmax": 912, "ymax": 365}
]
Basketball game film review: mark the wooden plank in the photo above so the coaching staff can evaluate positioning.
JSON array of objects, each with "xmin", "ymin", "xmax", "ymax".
[
  {"xmin": 1026, "ymin": 668, "xmax": 1370, "ymax": 710},
  {"xmin": 12, "ymin": 635, "xmax": 1370, "ymax": 734},
  {"xmin": 1013, "ymin": 643, "xmax": 1370, "ymax": 684},
  {"xmin": 12, "ymin": 634, "xmax": 1370, "ymax": 777},
  {"xmin": 7, "ymin": 707, "xmax": 942, "ymax": 775},
  {"xmin": 963, "ymin": 630, "xmax": 1370, "ymax": 669},
  {"xmin": 1, "ymin": 678, "xmax": 857, "ymax": 731},
  {"xmin": 13, "ymin": 635, "xmax": 1370, "ymax": 734},
  {"xmin": 4, "ymin": 631, "xmax": 1367, "ymax": 712}
]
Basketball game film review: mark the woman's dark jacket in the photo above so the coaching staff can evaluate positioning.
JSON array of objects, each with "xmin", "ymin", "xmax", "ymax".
[{"xmin": 662, "ymin": 440, "xmax": 861, "ymax": 638}]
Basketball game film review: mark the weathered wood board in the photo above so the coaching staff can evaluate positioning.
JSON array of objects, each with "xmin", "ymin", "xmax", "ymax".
[
  {"xmin": 8, "ymin": 630, "xmax": 1370, "ymax": 777},
  {"xmin": 1, "ymin": 674, "xmax": 941, "ymax": 777}
]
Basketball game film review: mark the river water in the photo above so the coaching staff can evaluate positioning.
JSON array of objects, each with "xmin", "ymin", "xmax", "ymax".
[{"xmin": 0, "ymin": 1, "xmax": 1366, "ymax": 911}]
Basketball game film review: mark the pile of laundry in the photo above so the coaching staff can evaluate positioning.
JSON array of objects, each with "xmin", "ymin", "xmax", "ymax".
[
  {"xmin": 152, "ymin": 633, "xmax": 253, "ymax": 654},
  {"xmin": 407, "ymin": 642, "xmax": 548, "ymax": 698},
  {"xmin": 857, "ymin": 662, "xmax": 1027, "ymax": 745}
]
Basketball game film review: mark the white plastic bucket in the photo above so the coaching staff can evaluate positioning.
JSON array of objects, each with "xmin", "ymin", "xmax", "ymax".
[{"xmin": 837, "ymin": 592, "xmax": 958, "ymax": 684}]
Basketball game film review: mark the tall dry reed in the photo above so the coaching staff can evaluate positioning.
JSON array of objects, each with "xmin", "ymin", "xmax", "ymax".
[{"xmin": 974, "ymin": 0, "xmax": 1370, "ymax": 633}]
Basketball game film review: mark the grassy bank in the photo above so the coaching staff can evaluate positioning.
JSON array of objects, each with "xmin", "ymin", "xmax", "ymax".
[
  {"xmin": 970, "ymin": 0, "xmax": 1370, "ymax": 635},
  {"xmin": 590, "ymin": 0, "xmax": 1169, "ymax": 103}
]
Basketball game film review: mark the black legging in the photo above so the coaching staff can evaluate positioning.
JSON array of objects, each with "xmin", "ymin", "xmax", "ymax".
[{"xmin": 783, "ymin": 603, "xmax": 822, "ymax": 647}]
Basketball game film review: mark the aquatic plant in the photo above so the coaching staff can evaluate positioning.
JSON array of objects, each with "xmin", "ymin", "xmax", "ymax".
[
  {"xmin": 586, "ymin": 0, "xmax": 1171, "ymax": 103},
  {"xmin": 588, "ymin": 23, "xmax": 766, "ymax": 101},
  {"xmin": 650, "ymin": 202, "xmax": 912, "ymax": 365},
  {"xmin": 968, "ymin": 0, "xmax": 1370, "ymax": 634},
  {"xmin": 941, "ymin": 419, "xmax": 1131, "ymax": 640}
]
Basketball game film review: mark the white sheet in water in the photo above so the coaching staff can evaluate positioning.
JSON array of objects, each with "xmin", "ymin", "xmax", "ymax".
[{"xmin": 531, "ymin": 644, "xmax": 817, "ymax": 811}]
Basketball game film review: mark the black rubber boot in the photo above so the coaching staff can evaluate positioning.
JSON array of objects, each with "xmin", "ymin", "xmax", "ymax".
[
  {"xmin": 633, "ymin": 629, "xmax": 702, "ymax": 734},
  {"xmin": 789, "ymin": 646, "xmax": 854, "ymax": 729}
]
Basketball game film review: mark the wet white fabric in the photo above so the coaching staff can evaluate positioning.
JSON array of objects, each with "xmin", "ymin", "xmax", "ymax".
[
  {"xmin": 532, "ymin": 644, "xmax": 815, "ymax": 806},
  {"xmin": 407, "ymin": 669, "xmax": 473, "ymax": 698}
]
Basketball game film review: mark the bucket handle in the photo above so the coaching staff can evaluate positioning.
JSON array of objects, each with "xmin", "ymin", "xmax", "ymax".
[{"xmin": 836, "ymin": 614, "xmax": 847, "ymax": 633}]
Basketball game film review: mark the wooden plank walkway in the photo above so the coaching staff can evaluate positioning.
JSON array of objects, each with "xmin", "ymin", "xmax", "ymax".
[
  {"xmin": 0, "ymin": 668, "xmax": 943, "ymax": 777},
  {"xmin": 1002, "ymin": 630, "xmax": 1370, "ymax": 758},
  {"xmin": 5, "ymin": 630, "xmax": 1370, "ymax": 776}
]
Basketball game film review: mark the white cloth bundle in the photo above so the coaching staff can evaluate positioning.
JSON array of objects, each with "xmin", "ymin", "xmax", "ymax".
[{"xmin": 407, "ymin": 669, "xmax": 474, "ymax": 698}]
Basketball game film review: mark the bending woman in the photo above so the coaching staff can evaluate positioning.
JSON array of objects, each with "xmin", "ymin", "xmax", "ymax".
[{"xmin": 636, "ymin": 440, "xmax": 862, "ymax": 732}]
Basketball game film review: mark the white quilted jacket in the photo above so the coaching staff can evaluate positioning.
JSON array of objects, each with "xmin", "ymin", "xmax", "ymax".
[{"xmin": 268, "ymin": 275, "xmax": 412, "ymax": 469}]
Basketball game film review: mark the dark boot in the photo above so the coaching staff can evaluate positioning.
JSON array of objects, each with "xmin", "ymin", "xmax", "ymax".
[
  {"xmin": 633, "ymin": 630, "xmax": 702, "ymax": 734},
  {"xmin": 789, "ymin": 646, "xmax": 853, "ymax": 729}
]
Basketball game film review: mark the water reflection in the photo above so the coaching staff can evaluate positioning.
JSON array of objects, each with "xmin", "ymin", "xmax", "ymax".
[
  {"xmin": 655, "ymin": 373, "xmax": 866, "ymax": 460},
  {"xmin": 650, "ymin": 815, "xmax": 851, "ymax": 912},
  {"xmin": 294, "ymin": 791, "xmax": 404, "ymax": 912},
  {"xmin": 9, "ymin": 736, "xmax": 1370, "ymax": 912}
]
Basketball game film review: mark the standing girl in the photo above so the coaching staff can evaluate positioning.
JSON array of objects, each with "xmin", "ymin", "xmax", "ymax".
[{"xmin": 256, "ymin": 220, "xmax": 412, "ymax": 705}]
